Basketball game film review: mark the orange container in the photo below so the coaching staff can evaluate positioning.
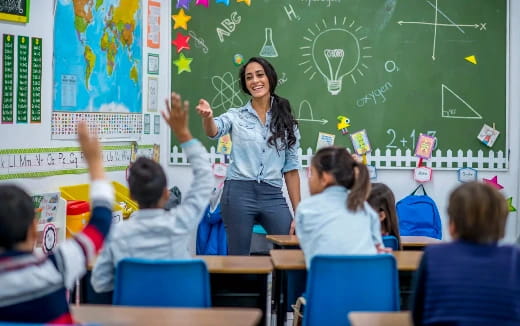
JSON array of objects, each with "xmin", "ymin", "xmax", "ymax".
[{"xmin": 66, "ymin": 200, "xmax": 90, "ymax": 238}]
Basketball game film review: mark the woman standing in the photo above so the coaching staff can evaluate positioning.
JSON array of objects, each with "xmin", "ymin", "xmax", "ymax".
[{"xmin": 196, "ymin": 57, "xmax": 301, "ymax": 255}]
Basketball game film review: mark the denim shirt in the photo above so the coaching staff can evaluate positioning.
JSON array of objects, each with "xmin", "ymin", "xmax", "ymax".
[
  {"xmin": 211, "ymin": 100, "xmax": 301, "ymax": 188},
  {"xmin": 296, "ymin": 186, "xmax": 383, "ymax": 268}
]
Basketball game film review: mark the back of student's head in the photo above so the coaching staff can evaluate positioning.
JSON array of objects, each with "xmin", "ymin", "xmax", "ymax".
[
  {"xmin": 368, "ymin": 183, "xmax": 401, "ymax": 245},
  {"xmin": 128, "ymin": 157, "xmax": 167, "ymax": 209},
  {"xmin": 448, "ymin": 181, "xmax": 508, "ymax": 244},
  {"xmin": 0, "ymin": 185, "xmax": 35, "ymax": 249},
  {"xmin": 311, "ymin": 146, "xmax": 370, "ymax": 211}
]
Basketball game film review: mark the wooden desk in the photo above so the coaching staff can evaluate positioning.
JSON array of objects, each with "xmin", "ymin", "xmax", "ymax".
[
  {"xmin": 349, "ymin": 311, "xmax": 411, "ymax": 326},
  {"xmin": 269, "ymin": 250, "xmax": 423, "ymax": 271},
  {"xmin": 269, "ymin": 250, "xmax": 422, "ymax": 326},
  {"xmin": 267, "ymin": 234, "xmax": 442, "ymax": 250},
  {"xmin": 71, "ymin": 304, "xmax": 262, "ymax": 326},
  {"xmin": 198, "ymin": 255, "xmax": 273, "ymax": 274}
]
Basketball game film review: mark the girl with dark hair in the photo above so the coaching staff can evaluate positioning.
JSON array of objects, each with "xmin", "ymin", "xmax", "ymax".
[
  {"xmin": 196, "ymin": 57, "xmax": 301, "ymax": 255},
  {"xmin": 295, "ymin": 146, "xmax": 383, "ymax": 267},
  {"xmin": 368, "ymin": 183, "xmax": 401, "ymax": 249}
]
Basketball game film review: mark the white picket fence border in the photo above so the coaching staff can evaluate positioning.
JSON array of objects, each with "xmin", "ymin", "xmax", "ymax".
[{"xmin": 170, "ymin": 146, "xmax": 509, "ymax": 170}]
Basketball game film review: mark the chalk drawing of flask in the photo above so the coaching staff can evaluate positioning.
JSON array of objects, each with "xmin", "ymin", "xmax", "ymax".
[{"xmin": 259, "ymin": 28, "xmax": 278, "ymax": 58}]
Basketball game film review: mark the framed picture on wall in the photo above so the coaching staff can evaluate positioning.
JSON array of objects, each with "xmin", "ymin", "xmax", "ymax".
[
  {"xmin": 147, "ymin": 53, "xmax": 159, "ymax": 75},
  {"xmin": 0, "ymin": 0, "xmax": 30, "ymax": 23}
]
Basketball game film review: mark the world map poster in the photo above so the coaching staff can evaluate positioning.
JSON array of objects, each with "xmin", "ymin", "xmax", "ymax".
[{"xmin": 53, "ymin": 0, "xmax": 143, "ymax": 139}]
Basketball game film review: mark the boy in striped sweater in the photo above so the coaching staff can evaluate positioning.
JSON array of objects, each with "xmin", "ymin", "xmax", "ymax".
[{"xmin": 0, "ymin": 122, "xmax": 113, "ymax": 323}]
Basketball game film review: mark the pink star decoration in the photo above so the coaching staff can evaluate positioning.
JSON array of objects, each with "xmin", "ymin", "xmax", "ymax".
[
  {"xmin": 172, "ymin": 32, "xmax": 191, "ymax": 53},
  {"xmin": 483, "ymin": 176, "xmax": 504, "ymax": 190},
  {"xmin": 195, "ymin": 0, "xmax": 209, "ymax": 7}
]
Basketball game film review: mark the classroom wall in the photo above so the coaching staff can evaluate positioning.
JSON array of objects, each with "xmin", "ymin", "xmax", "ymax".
[{"xmin": 1, "ymin": 1, "xmax": 518, "ymax": 242}]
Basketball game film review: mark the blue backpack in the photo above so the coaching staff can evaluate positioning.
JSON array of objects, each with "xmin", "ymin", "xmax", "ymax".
[{"xmin": 396, "ymin": 184, "xmax": 442, "ymax": 239}]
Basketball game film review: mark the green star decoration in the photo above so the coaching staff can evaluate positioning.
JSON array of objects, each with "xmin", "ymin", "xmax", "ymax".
[
  {"xmin": 173, "ymin": 53, "xmax": 193, "ymax": 74},
  {"xmin": 507, "ymin": 197, "xmax": 517, "ymax": 212}
]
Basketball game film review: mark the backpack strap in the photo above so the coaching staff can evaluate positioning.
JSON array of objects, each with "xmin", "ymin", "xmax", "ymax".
[{"xmin": 411, "ymin": 184, "xmax": 428, "ymax": 196}]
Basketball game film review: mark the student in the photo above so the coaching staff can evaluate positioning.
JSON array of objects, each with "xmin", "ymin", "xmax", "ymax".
[
  {"xmin": 412, "ymin": 182, "xmax": 520, "ymax": 326},
  {"xmin": 0, "ymin": 122, "xmax": 113, "ymax": 323},
  {"xmin": 295, "ymin": 146, "xmax": 383, "ymax": 268},
  {"xmin": 367, "ymin": 182, "xmax": 401, "ymax": 249},
  {"xmin": 195, "ymin": 57, "xmax": 301, "ymax": 255},
  {"xmin": 91, "ymin": 92, "xmax": 212, "ymax": 293}
]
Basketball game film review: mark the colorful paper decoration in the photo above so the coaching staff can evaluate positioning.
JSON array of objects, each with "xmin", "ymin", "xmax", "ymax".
[
  {"xmin": 176, "ymin": 0, "xmax": 191, "ymax": 9},
  {"xmin": 415, "ymin": 133, "xmax": 436, "ymax": 159},
  {"xmin": 316, "ymin": 132, "xmax": 335, "ymax": 150},
  {"xmin": 173, "ymin": 53, "xmax": 193, "ymax": 74},
  {"xmin": 42, "ymin": 223, "xmax": 57, "ymax": 254},
  {"xmin": 233, "ymin": 54, "xmax": 244, "ymax": 66},
  {"xmin": 172, "ymin": 32, "xmax": 191, "ymax": 53},
  {"xmin": 213, "ymin": 163, "xmax": 228, "ymax": 177},
  {"xmin": 465, "ymin": 55, "xmax": 477, "ymax": 65},
  {"xmin": 507, "ymin": 197, "xmax": 517, "ymax": 212},
  {"xmin": 483, "ymin": 176, "xmax": 503, "ymax": 190},
  {"xmin": 217, "ymin": 134, "xmax": 232, "ymax": 154},
  {"xmin": 216, "ymin": 0, "xmax": 230, "ymax": 5},
  {"xmin": 172, "ymin": 9, "xmax": 191, "ymax": 30},
  {"xmin": 367, "ymin": 165, "xmax": 377, "ymax": 180},
  {"xmin": 350, "ymin": 129, "xmax": 371, "ymax": 155},
  {"xmin": 237, "ymin": 0, "xmax": 252, "ymax": 5},
  {"xmin": 457, "ymin": 167, "xmax": 478, "ymax": 183},
  {"xmin": 195, "ymin": 0, "xmax": 210, "ymax": 7},
  {"xmin": 337, "ymin": 115, "xmax": 350, "ymax": 135},
  {"xmin": 477, "ymin": 124, "xmax": 500, "ymax": 147}
]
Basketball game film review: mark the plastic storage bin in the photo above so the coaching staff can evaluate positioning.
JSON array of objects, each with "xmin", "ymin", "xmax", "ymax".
[{"xmin": 66, "ymin": 200, "xmax": 90, "ymax": 238}]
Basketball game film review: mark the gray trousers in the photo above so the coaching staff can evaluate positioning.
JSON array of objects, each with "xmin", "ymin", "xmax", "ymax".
[{"xmin": 221, "ymin": 180, "xmax": 292, "ymax": 255}]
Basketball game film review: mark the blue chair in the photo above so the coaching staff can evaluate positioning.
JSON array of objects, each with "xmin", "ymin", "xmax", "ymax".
[
  {"xmin": 382, "ymin": 235, "xmax": 400, "ymax": 250},
  {"xmin": 303, "ymin": 255, "xmax": 400, "ymax": 326},
  {"xmin": 113, "ymin": 258, "xmax": 211, "ymax": 308}
]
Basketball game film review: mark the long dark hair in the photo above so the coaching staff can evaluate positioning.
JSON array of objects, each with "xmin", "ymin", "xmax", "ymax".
[
  {"xmin": 239, "ymin": 57, "xmax": 298, "ymax": 150},
  {"xmin": 367, "ymin": 183, "xmax": 401, "ymax": 248},
  {"xmin": 311, "ymin": 147, "xmax": 370, "ymax": 211}
]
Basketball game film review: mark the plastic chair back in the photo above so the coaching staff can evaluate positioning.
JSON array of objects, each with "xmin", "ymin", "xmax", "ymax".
[
  {"xmin": 303, "ymin": 255, "xmax": 399, "ymax": 326},
  {"xmin": 382, "ymin": 235, "xmax": 399, "ymax": 250},
  {"xmin": 113, "ymin": 258, "xmax": 211, "ymax": 307}
]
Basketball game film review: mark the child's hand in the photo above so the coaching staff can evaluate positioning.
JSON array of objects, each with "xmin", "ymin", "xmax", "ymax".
[
  {"xmin": 376, "ymin": 243, "xmax": 393, "ymax": 253},
  {"xmin": 162, "ymin": 92, "xmax": 192, "ymax": 143},
  {"xmin": 77, "ymin": 121, "xmax": 104, "ymax": 180},
  {"xmin": 195, "ymin": 99, "xmax": 213, "ymax": 119}
]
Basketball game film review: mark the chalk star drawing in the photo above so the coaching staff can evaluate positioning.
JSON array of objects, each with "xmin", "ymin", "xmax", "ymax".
[
  {"xmin": 296, "ymin": 100, "xmax": 328, "ymax": 125},
  {"xmin": 299, "ymin": 16, "xmax": 371, "ymax": 96},
  {"xmin": 441, "ymin": 84, "xmax": 481, "ymax": 119},
  {"xmin": 211, "ymin": 72, "xmax": 244, "ymax": 110},
  {"xmin": 398, "ymin": 0, "xmax": 487, "ymax": 60}
]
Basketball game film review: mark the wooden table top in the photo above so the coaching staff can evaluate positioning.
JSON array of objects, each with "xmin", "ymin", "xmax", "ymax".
[
  {"xmin": 71, "ymin": 304, "xmax": 262, "ymax": 326},
  {"xmin": 349, "ymin": 311, "xmax": 411, "ymax": 326},
  {"xmin": 266, "ymin": 235, "xmax": 442, "ymax": 248},
  {"xmin": 269, "ymin": 250, "xmax": 423, "ymax": 271},
  {"xmin": 198, "ymin": 255, "xmax": 273, "ymax": 274}
]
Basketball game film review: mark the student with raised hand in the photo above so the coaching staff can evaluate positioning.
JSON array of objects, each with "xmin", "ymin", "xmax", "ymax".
[
  {"xmin": 91, "ymin": 92, "xmax": 212, "ymax": 293},
  {"xmin": 368, "ymin": 183, "xmax": 401, "ymax": 249},
  {"xmin": 195, "ymin": 57, "xmax": 301, "ymax": 255},
  {"xmin": 0, "ymin": 122, "xmax": 113, "ymax": 323},
  {"xmin": 411, "ymin": 182, "xmax": 520, "ymax": 326},
  {"xmin": 296, "ymin": 146, "xmax": 384, "ymax": 268}
]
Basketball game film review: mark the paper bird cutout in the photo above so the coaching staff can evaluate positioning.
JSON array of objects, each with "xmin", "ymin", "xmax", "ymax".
[
  {"xmin": 173, "ymin": 53, "xmax": 193, "ymax": 74},
  {"xmin": 195, "ymin": 0, "xmax": 209, "ymax": 7},
  {"xmin": 237, "ymin": 0, "xmax": 251, "ymax": 5},
  {"xmin": 216, "ymin": 0, "xmax": 230, "ymax": 5},
  {"xmin": 176, "ymin": 0, "xmax": 190, "ymax": 9},
  {"xmin": 172, "ymin": 32, "xmax": 191, "ymax": 53},
  {"xmin": 483, "ymin": 176, "xmax": 503, "ymax": 190},
  {"xmin": 465, "ymin": 55, "xmax": 477, "ymax": 65},
  {"xmin": 507, "ymin": 197, "xmax": 517, "ymax": 212},
  {"xmin": 172, "ymin": 9, "xmax": 191, "ymax": 30}
]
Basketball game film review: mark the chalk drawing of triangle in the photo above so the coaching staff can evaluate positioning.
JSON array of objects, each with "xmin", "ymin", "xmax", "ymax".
[{"xmin": 441, "ymin": 84, "xmax": 482, "ymax": 119}]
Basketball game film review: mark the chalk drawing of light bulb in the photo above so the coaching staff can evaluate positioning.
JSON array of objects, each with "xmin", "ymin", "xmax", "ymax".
[{"xmin": 300, "ymin": 17, "xmax": 371, "ymax": 96}]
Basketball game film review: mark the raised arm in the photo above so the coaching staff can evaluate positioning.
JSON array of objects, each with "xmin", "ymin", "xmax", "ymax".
[{"xmin": 163, "ymin": 93, "xmax": 213, "ymax": 234}]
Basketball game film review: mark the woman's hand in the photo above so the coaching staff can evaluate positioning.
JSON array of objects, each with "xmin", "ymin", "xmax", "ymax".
[{"xmin": 195, "ymin": 99, "xmax": 213, "ymax": 119}]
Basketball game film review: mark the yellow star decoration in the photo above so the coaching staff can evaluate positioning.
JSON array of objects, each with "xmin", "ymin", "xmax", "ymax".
[
  {"xmin": 173, "ymin": 52, "xmax": 193, "ymax": 74},
  {"xmin": 237, "ymin": 0, "xmax": 251, "ymax": 5},
  {"xmin": 172, "ymin": 8, "xmax": 191, "ymax": 30}
]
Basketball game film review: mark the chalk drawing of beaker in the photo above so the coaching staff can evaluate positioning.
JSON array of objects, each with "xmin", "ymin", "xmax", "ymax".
[{"xmin": 260, "ymin": 28, "xmax": 278, "ymax": 58}]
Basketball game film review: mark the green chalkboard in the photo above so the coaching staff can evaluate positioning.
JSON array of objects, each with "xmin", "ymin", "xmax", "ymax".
[{"xmin": 170, "ymin": 0, "xmax": 507, "ymax": 169}]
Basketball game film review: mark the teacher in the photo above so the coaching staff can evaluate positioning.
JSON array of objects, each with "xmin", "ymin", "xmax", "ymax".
[{"xmin": 195, "ymin": 57, "xmax": 301, "ymax": 255}]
